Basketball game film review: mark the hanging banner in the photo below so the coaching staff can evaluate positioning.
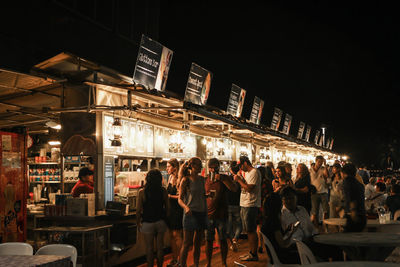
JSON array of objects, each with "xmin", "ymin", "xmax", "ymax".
[
  {"xmin": 297, "ymin": 121, "xmax": 306, "ymax": 139},
  {"xmin": 184, "ymin": 63, "xmax": 213, "ymax": 105},
  {"xmin": 325, "ymin": 138, "xmax": 331, "ymax": 149},
  {"xmin": 305, "ymin": 125, "xmax": 312, "ymax": 142},
  {"xmin": 132, "ymin": 34, "xmax": 173, "ymax": 91},
  {"xmin": 270, "ymin": 107, "xmax": 283, "ymax": 131},
  {"xmin": 249, "ymin": 96, "xmax": 264, "ymax": 125},
  {"xmin": 319, "ymin": 133, "xmax": 325, "ymax": 147},
  {"xmin": 226, "ymin": 84, "xmax": 246, "ymax": 117},
  {"xmin": 314, "ymin": 130, "xmax": 321, "ymax": 145},
  {"xmin": 281, "ymin": 113, "xmax": 292, "ymax": 135}
]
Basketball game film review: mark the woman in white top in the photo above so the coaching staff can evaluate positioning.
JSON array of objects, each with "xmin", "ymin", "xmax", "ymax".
[{"xmin": 329, "ymin": 163, "xmax": 344, "ymax": 218}]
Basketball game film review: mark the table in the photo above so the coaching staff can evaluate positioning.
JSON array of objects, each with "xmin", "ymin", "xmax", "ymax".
[
  {"xmin": 305, "ymin": 261, "xmax": 400, "ymax": 267},
  {"xmin": 323, "ymin": 218, "xmax": 400, "ymax": 228},
  {"xmin": 313, "ymin": 232, "xmax": 400, "ymax": 261},
  {"xmin": 0, "ymin": 255, "xmax": 70, "ymax": 267},
  {"xmin": 34, "ymin": 225, "xmax": 112, "ymax": 267}
]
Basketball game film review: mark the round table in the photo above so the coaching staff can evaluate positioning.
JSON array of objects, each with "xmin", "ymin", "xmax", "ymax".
[
  {"xmin": 323, "ymin": 218, "xmax": 400, "ymax": 228},
  {"xmin": 313, "ymin": 232, "xmax": 400, "ymax": 261},
  {"xmin": 305, "ymin": 261, "xmax": 400, "ymax": 267}
]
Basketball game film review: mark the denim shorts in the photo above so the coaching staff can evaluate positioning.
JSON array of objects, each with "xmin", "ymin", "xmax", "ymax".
[
  {"xmin": 205, "ymin": 218, "xmax": 228, "ymax": 241},
  {"xmin": 141, "ymin": 220, "xmax": 167, "ymax": 234},
  {"xmin": 240, "ymin": 207, "xmax": 258, "ymax": 232},
  {"xmin": 182, "ymin": 211, "xmax": 208, "ymax": 231},
  {"xmin": 311, "ymin": 193, "xmax": 329, "ymax": 215}
]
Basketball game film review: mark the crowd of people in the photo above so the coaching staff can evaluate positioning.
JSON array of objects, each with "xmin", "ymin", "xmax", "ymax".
[{"xmin": 135, "ymin": 155, "xmax": 400, "ymax": 267}]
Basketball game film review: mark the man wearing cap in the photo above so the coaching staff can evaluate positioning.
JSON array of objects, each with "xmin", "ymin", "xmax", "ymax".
[
  {"xmin": 71, "ymin": 167, "xmax": 94, "ymax": 198},
  {"xmin": 234, "ymin": 156, "xmax": 261, "ymax": 261}
]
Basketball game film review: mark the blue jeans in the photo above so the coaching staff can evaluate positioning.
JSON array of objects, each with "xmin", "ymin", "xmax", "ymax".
[{"xmin": 227, "ymin": 205, "xmax": 242, "ymax": 240}]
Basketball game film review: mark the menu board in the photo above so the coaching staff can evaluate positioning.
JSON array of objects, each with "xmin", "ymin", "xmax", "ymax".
[
  {"xmin": 104, "ymin": 156, "xmax": 114, "ymax": 206},
  {"xmin": 249, "ymin": 96, "xmax": 264, "ymax": 125},
  {"xmin": 184, "ymin": 63, "xmax": 213, "ymax": 105},
  {"xmin": 329, "ymin": 138, "xmax": 334, "ymax": 150},
  {"xmin": 236, "ymin": 142, "xmax": 252, "ymax": 162},
  {"xmin": 305, "ymin": 125, "xmax": 312, "ymax": 142},
  {"xmin": 213, "ymin": 138, "xmax": 233, "ymax": 161},
  {"xmin": 281, "ymin": 113, "xmax": 292, "ymax": 135},
  {"xmin": 258, "ymin": 146, "xmax": 272, "ymax": 164},
  {"xmin": 314, "ymin": 130, "xmax": 321, "ymax": 145},
  {"xmin": 319, "ymin": 134, "xmax": 324, "ymax": 147},
  {"xmin": 133, "ymin": 34, "xmax": 173, "ymax": 91},
  {"xmin": 297, "ymin": 121, "xmax": 306, "ymax": 139},
  {"xmin": 270, "ymin": 107, "xmax": 283, "ymax": 131},
  {"xmin": 226, "ymin": 84, "xmax": 246, "ymax": 117}
]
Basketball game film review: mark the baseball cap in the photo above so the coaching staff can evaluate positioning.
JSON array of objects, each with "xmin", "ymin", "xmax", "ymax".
[{"xmin": 78, "ymin": 167, "xmax": 94, "ymax": 178}]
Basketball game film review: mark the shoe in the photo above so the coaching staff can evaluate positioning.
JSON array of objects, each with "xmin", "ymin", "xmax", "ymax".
[
  {"xmin": 230, "ymin": 240, "xmax": 238, "ymax": 252},
  {"xmin": 258, "ymin": 246, "xmax": 263, "ymax": 253},
  {"xmin": 241, "ymin": 253, "xmax": 258, "ymax": 261},
  {"xmin": 239, "ymin": 253, "xmax": 250, "ymax": 259}
]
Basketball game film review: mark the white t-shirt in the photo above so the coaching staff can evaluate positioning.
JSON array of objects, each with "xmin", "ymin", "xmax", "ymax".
[
  {"xmin": 240, "ymin": 168, "xmax": 261, "ymax": 208},
  {"xmin": 310, "ymin": 166, "xmax": 328, "ymax": 194}
]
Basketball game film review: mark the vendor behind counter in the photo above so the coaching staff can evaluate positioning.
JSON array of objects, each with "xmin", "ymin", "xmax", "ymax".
[{"xmin": 71, "ymin": 167, "xmax": 94, "ymax": 197}]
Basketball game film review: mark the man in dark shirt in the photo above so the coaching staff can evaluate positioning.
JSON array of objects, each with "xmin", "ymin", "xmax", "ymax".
[
  {"xmin": 385, "ymin": 184, "xmax": 400, "ymax": 220},
  {"xmin": 341, "ymin": 163, "xmax": 366, "ymax": 232},
  {"xmin": 205, "ymin": 158, "xmax": 237, "ymax": 267}
]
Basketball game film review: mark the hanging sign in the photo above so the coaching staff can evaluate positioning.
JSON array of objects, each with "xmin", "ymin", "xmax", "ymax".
[
  {"xmin": 305, "ymin": 125, "xmax": 312, "ymax": 142},
  {"xmin": 297, "ymin": 121, "xmax": 306, "ymax": 139},
  {"xmin": 329, "ymin": 138, "xmax": 334, "ymax": 150},
  {"xmin": 270, "ymin": 107, "xmax": 283, "ymax": 131},
  {"xmin": 184, "ymin": 63, "xmax": 213, "ymax": 105},
  {"xmin": 314, "ymin": 130, "xmax": 321, "ymax": 145},
  {"xmin": 226, "ymin": 84, "xmax": 246, "ymax": 117},
  {"xmin": 249, "ymin": 96, "xmax": 264, "ymax": 125},
  {"xmin": 133, "ymin": 34, "xmax": 173, "ymax": 91},
  {"xmin": 281, "ymin": 113, "xmax": 292, "ymax": 135}
]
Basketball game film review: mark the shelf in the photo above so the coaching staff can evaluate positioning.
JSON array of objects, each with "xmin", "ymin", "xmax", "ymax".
[
  {"xmin": 64, "ymin": 181, "xmax": 79, "ymax": 183},
  {"xmin": 64, "ymin": 162, "xmax": 90, "ymax": 164},
  {"xmin": 30, "ymin": 181, "xmax": 61, "ymax": 184},
  {"xmin": 28, "ymin": 162, "xmax": 60, "ymax": 165}
]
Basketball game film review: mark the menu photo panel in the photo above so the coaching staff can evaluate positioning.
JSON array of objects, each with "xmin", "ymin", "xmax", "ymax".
[
  {"xmin": 281, "ymin": 113, "xmax": 292, "ymax": 135},
  {"xmin": 249, "ymin": 96, "xmax": 264, "ymax": 125},
  {"xmin": 305, "ymin": 125, "xmax": 312, "ymax": 142},
  {"xmin": 184, "ymin": 63, "xmax": 213, "ymax": 105},
  {"xmin": 297, "ymin": 121, "xmax": 306, "ymax": 139},
  {"xmin": 270, "ymin": 107, "xmax": 283, "ymax": 131},
  {"xmin": 133, "ymin": 34, "xmax": 173, "ymax": 91},
  {"xmin": 227, "ymin": 84, "xmax": 246, "ymax": 117},
  {"xmin": 314, "ymin": 130, "xmax": 321, "ymax": 145}
]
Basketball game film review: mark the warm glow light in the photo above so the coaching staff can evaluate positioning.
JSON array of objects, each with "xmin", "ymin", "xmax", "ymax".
[
  {"xmin": 48, "ymin": 140, "xmax": 61, "ymax": 146},
  {"xmin": 342, "ymin": 155, "xmax": 348, "ymax": 161}
]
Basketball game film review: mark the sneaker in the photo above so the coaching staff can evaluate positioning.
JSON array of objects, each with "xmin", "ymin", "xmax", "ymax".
[
  {"xmin": 241, "ymin": 252, "xmax": 258, "ymax": 262},
  {"xmin": 230, "ymin": 241, "xmax": 238, "ymax": 252},
  {"xmin": 239, "ymin": 253, "xmax": 250, "ymax": 259}
]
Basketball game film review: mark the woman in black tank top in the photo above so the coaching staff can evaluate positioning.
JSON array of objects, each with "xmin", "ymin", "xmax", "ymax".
[{"xmin": 137, "ymin": 169, "xmax": 170, "ymax": 267}]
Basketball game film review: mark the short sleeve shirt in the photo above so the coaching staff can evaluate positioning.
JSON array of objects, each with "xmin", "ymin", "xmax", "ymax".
[
  {"xmin": 240, "ymin": 168, "xmax": 261, "ymax": 208},
  {"xmin": 310, "ymin": 166, "xmax": 328, "ymax": 194}
]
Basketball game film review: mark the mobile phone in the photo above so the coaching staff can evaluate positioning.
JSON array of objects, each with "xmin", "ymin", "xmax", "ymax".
[{"xmin": 294, "ymin": 221, "xmax": 300, "ymax": 227}]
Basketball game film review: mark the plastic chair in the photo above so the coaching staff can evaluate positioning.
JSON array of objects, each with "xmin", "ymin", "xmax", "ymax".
[
  {"xmin": 294, "ymin": 239, "xmax": 317, "ymax": 265},
  {"xmin": 35, "ymin": 244, "xmax": 77, "ymax": 267},
  {"xmin": 260, "ymin": 232, "xmax": 300, "ymax": 267},
  {"xmin": 394, "ymin": 209, "xmax": 400, "ymax": 221},
  {"xmin": 0, "ymin": 242, "xmax": 33, "ymax": 255}
]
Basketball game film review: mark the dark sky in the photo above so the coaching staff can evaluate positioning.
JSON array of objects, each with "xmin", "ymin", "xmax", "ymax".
[{"xmin": 158, "ymin": 1, "xmax": 400, "ymax": 166}]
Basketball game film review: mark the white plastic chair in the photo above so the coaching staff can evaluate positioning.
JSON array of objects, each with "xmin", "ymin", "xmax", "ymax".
[
  {"xmin": 0, "ymin": 242, "xmax": 33, "ymax": 255},
  {"xmin": 35, "ymin": 244, "xmax": 77, "ymax": 267},
  {"xmin": 294, "ymin": 239, "xmax": 317, "ymax": 265},
  {"xmin": 261, "ymin": 232, "xmax": 300, "ymax": 267}
]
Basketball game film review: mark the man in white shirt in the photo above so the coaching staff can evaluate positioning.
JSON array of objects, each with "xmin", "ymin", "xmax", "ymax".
[
  {"xmin": 310, "ymin": 155, "xmax": 330, "ymax": 226},
  {"xmin": 280, "ymin": 186, "xmax": 317, "ymax": 245},
  {"xmin": 234, "ymin": 156, "xmax": 261, "ymax": 262},
  {"xmin": 365, "ymin": 177, "xmax": 376, "ymax": 200}
]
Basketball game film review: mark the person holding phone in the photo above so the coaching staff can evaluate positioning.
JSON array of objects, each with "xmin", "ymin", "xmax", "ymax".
[{"xmin": 204, "ymin": 158, "xmax": 238, "ymax": 267}]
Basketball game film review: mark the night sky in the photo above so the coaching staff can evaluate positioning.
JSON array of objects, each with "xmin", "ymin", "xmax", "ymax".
[{"xmin": 158, "ymin": 2, "xmax": 400, "ymax": 167}]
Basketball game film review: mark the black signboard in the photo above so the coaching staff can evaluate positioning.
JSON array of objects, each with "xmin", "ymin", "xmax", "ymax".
[
  {"xmin": 297, "ymin": 121, "xmax": 306, "ymax": 139},
  {"xmin": 270, "ymin": 107, "xmax": 283, "ymax": 131},
  {"xmin": 184, "ymin": 63, "xmax": 213, "ymax": 105},
  {"xmin": 281, "ymin": 113, "xmax": 292, "ymax": 135},
  {"xmin": 305, "ymin": 125, "xmax": 312, "ymax": 142},
  {"xmin": 249, "ymin": 96, "xmax": 264, "ymax": 125},
  {"xmin": 227, "ymin": 84, "xmax": 246, "ymax": 117},
  {"xmin": 133, "ymin": 35, "xmax": 173, "ymax": 91},
  {"xmin": 314, "ymin": 130, "xmax": 321, "ymax": 145}
]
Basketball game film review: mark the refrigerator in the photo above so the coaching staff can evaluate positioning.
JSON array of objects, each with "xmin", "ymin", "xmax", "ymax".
[{"xmin": 0, "ymin": 131, "xmax": 27, "ymax": 242}]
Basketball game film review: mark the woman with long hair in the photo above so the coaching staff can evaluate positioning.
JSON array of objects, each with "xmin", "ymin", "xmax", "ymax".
[
  {"xmin": 294, "ymin": 163, "xmax": 312, "ymax": 213},
  {"xmin": 166, "ymin": 158, "xmax": 183, "ymax": 267},
  {"xmin": 329, "ymin": 163, "xmax": 344, "ymax": 218},
  {"xmin": 136, "ymin": 169, "xmax": 170, "ymax": 267},
  {"xmin": 178, "ymin": 157, "xmax": 208, "ymax": 267},
  {"xmin": 273, "ymin": 166, "xmax": 292, "ymax": 193}
]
